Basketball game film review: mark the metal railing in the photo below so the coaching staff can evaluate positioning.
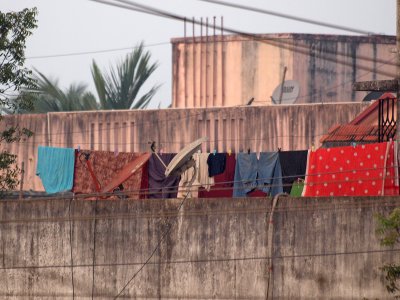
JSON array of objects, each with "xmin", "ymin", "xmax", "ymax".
[{"xmin": 378, "ymin": 97, "xmax": 397, "ymax": 142}]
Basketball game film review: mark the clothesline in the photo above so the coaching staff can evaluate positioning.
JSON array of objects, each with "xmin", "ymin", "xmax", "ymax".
[
  {"xmin": 36, "ymin": 141, "xmax": 399, "ymax": 199},
  {"xmin": 72, "ymin": 174, "xmax": 399, "ymax": 199}
]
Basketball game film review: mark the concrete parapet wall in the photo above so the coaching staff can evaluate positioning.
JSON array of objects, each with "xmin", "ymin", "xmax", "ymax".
[
  {"xmin": 0, "ymin": 196, "xmax": 398, "ymax": 299},
  {"xmin": 0, "ymin": 103, "xmax": 369, "ymax": 191}
]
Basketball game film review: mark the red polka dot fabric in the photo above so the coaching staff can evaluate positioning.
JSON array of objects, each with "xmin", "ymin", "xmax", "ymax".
[
  {"xmin": 384, "ymin": 141, "xmax": 399, "ymax": 196},
  {"xmin": 303, "ymin": 142, "xmax": 397, "ymax": 197}
]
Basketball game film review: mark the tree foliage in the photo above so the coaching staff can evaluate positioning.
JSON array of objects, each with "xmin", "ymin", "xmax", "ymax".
[
  {"xmin": 21, "ymin": 71, "xmax": 99, "ymax": 113},
  {"xmin": 91, "ymin": 42, "xmax": 160, "ymax": 110},
  {"xmin": 376, "ymin": 208, "xmax": 400, "ymax": 297},
  {"xmin": 0, "ymin": 8, "xmax": 37, "ymax": 194},
  {"xmin": 16, "ymin": 43, "xmax": 160, "ymax": 113}
]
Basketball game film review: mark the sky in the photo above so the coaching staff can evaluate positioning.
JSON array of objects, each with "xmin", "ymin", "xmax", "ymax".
[{"xmin": 1, "ymin": 0, "xmax": 396, "ymax": 108}]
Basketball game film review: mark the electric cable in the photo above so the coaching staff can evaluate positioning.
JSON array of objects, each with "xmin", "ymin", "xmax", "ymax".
[
  {"xmin": 9, "ymin": 144, "xmax": 400, "ymax": 215},
  {"xmin": 87, "ymin": 0, "xmax": 397, "ymax": 77},
  {"xmin": 68, "ymin": 198, "xmax": 75, "ymax": 300},
  {"xmin": 91, "ymin": 200, "xmax": 98, "ymax": 300},
  {"xmin": 196, "ymin": 0, "xmax": 374, "ymax": 35},
  {"xmin": 113, "ymin": 172, "xmax": 195, "ymax": 299},
  {"xmin": 25, "ymin": 42, "xmax": 170, "ymax": 60},
  {"xmin": 0, "ymin": 248, "xmax": 399, "ymax": 271},
  {"xmin": 14, "ymin": 55, "xmax": 395, "ymax": 141}
]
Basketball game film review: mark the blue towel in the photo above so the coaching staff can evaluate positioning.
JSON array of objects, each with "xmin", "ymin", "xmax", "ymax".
[
  {"xmin": 233, "ymin": 152, "xmax": 283, "ymax": 197},
  {"xmin": 36, "ymin": 146, "xmax": 75, "ymax": 194}
]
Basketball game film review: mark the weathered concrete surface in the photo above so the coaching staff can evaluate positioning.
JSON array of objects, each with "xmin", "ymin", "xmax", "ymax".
[
  {"xmin": 0, "ymin": 196, "xmax": 399, "ymax": 299},
  {"xmin": 171, "ymin": 33, "xmax": 395, "ymax": 108},
  {"xmin": 0, "ymin": 103, "xmax": 369, "ymax": 191}
]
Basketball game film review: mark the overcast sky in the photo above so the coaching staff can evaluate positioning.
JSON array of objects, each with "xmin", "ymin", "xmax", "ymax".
[{"xmin": 2, "ymin": 0, "xmax": 396, "ymax": 108}]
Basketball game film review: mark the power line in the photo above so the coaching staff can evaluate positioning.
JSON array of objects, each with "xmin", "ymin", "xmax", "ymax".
[
  {"xmin": 91, "ymin": 201, "xmax": 97, "ymax": 300},
  {"xmin": 68, "ymin": 199, "xmax": 75, "ymax": 300},
  {"xmin": 0, "ymin": 248, "xmax": 399, "ymax": 271},
  {"xmin": 6, "ymin": 58, "xmax": 390, "ymax": 142},
  {"xmin": 25, "ymin": 42, "xmax": 170, "ymax": 60},
  {"xmin": 196, "ymin": 0, "xmax": 374, "ymax": 35},
  {"xmin": 113, "ymin": 176, "xmax": 193, "ymax": 299},
  {"xmin": 87, "ymin": 0, "xmax": 396, "ymax": 77},
  {"xmin": 10, "ymin": 100, "xmax": 371, "ymax": 140}
]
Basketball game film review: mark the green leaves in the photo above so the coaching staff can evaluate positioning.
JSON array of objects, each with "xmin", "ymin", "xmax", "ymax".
[
  {"xmin": 24, "ymin": 71, "xmax": 100, "ymax": 113},
  {"xmin": 91, "ymin": 42, "xmax": 160, "ymax": 110},
  {"xmin": 376, "ymin": 208, "xmax": 400, "ymax": 247},
  {"xmin": 0, "ymin": 8, "xmax": 38, "ymax": 110},
  {"xmin": 376, "ymin": 208, "xmax": 400, "ymax": 297},
  {"xmin": 0, "ymin": 7, "xmax": 37, "ymax": 194},
  {"xmin": 381, "ymin": 264, "xmax": 400, "ymax": 295},
  {"xmin": 17, "ymin": 42, "xmax": 160, "ymax": 114}
]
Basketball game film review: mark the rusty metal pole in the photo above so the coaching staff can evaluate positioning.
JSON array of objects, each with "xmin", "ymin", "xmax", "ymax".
[
  {"xmin": 19, "ymin": 161, "xmax": 24, "ymax": 200},
  {"xmin": 278, "ymin": 66, "xmax": 287, "ymax": 104},
  {"xmin": 184, "ymin": 17, "xmax": 188, "ymax": 108},
  {"xmin": 397, "ymin": 0, "xmax": 400, "ymax": 144}
]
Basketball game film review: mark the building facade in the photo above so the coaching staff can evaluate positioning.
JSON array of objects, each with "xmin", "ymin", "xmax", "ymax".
[{"xmin": 171, "ymin": 33, "xmax": 395, "ymax": 108}]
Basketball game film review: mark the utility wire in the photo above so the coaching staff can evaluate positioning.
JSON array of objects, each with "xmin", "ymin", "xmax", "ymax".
[
  {"xmin": 196, "ymin": 0, "xmax": 374, "ymax": 35},
  {"xmin": 113, "ymin": 174, "xmax": 194, "ymax": 299},
  {"xmin": 12, "ymin": 100, "xmax": 373, "ymax": 140},
  {"xmin": 26, "ymin": 42, "xmax": 170, "ymax": 60},
  {"xmin": 10, "ymin": 165, "xmax": 400, "ymax": 218},
  {"xmin": 17, "ymin": 133, "xmax": 329, "ymax": 146},
  {"xmin": 68, "ymin": 199, "xmax": 75, "ymax": 300},
  {"xmin": 88, "ymin": 0, "xmax": 396, "ymax": 77},
  {"xmin": 0, "ymin": 248, "xmax": 399, "ymax": 271},
  {"xmin": 71, "ymin": 173, "xmax": 399, "ymax": 201},
  {"xmin": 16, "ymin": 56, "xmax": 393, "ymax": 140},
  {"xmin": 91, "ymin": 200, "xmax": 98, "ymax": 300}
]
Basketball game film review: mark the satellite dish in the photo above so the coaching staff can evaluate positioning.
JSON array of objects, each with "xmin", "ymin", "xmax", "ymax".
[
  {"xmin": 271, "ymin": 80, "xmax": 300, "ymax": 104},
  {"xmin": 165, "ymin": 137, "xmax": 207, "ymax": 177},
  {"xmin": 362, "ymin": 91, "xmax": 386, "ymax": 102}
]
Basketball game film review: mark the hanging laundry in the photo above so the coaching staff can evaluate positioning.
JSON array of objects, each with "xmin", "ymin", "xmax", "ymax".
[
  {"xmin": 199, "ymin": 153, "xmax": 236, "ymax": 198},
  {"xmin": 36, "ymin": 146, "xmax": 75, "ymax": 194},
  {"xmin": 233, "ymin": 152, "xmax": 283, "ymax": 197},
  {"xmin": 207, "ymin": 153, "xmax": 226, "ymax": 177},
  {"xmin": 279, "ymin": 150, "xmax": 308, "ymax": 194},
  {"xmin": 177, "ymin": 152, "xmax": 214, "ymax": 198},
  {"xmin": 302, "ymin": 142, "xmax": 390, "ymax": 197},
  {"xmin": 290, "ymin": 180, "xmax": 304, "ymax": 197},
  {"xmin": 384, "ymin": 141, "xmax": 399, "ymax": 196},
  {"xmin": 148, "ymin": 153, "xmax": 180, "ymax": 199},
  {"xmin": 73, "ymin": 150, "xmax": 147, "ymax": 199}
]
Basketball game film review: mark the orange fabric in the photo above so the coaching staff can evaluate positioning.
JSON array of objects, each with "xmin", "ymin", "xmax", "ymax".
[{"xmin": 73, "ymin": 150, "xmax": 146, "ymax": 199}]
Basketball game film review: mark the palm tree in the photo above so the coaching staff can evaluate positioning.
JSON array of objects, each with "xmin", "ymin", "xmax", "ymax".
[
  {"xmin": 91, "ymin": 42, "xmax": 160, "ymax": 110},
  {"xmin": 17, "ymin": 71, "xmax": 99, "ymax": 113}
]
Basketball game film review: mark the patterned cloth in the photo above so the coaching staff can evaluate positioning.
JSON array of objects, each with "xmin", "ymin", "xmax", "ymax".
[
  {"xmin": 302, "ymin": 142, "xmax": 395, "ymax": 197},
  {"xmin": 73, "ymin": 150, "xmax": 147, "ymax": 199}
]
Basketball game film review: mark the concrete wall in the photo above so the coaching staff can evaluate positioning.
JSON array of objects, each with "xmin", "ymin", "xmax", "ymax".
[
  {"xmin": 0, "ymin": 103, "xmax": 369, "ymax": 191},
  {"xmin": 0, "ymin": 196, "xmax": 398, "ymax": 299},
  {"xmin": 171, "ymin": 34, "xmax": 396, "ymax": 108}
]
